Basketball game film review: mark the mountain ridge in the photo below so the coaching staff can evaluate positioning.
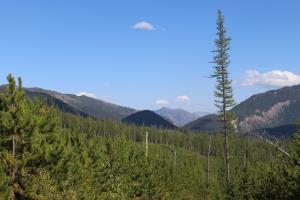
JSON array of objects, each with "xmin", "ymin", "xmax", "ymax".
[{"xmin": 23, "ymin": 87, "xmax": 136, "ymax": 121}]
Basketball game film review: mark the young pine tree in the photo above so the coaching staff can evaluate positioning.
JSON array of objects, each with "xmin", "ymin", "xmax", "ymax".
[
  {"xmin": 0, "ymin": 74, "xmax": 65, "ymax": 199},
  {"xmin": 0, "ymin": 74, "xmax": 31, "ymax": 200},
  {"xmin": 211, "ymin": 10, "xmax": 235, "ymax": 190}
]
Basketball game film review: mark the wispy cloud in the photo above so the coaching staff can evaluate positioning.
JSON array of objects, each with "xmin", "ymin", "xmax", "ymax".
[
  {"xmin": 241, "ymin": 70, "xmax": 300, "ymax": 87},
  {"xmin": 176, "ymin": 95, "xmax": 191, "ymax": 103},
  {"xmin": 132, "ymin": 21, "xmax": 156, "ymax": 31},
  {"xmin": 76, "ymin": 92, "xmax": 97, "ymax": 99},
  {"xmin": 155, "ymin": 99, "xmax": 169, "ymax": 105}
]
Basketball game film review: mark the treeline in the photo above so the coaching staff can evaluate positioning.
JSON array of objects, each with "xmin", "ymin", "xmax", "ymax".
[{"xmin": 0, "ymin": 75, "xmax": 300, "ymax": 199}]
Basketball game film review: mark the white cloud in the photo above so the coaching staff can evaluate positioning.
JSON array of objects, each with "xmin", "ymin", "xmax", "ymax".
[
  {"xmin": 155, "ymin": 99, "xmax": 169, "ymax": 105},
  {"xmin": 132, "ymin": 21, "xmax": 156, "ymax": 31},
  {"xmin": 241, "ymin": 70, "xmax": 300, "ymax": 87},
  {"xmin": 76, "ymin": 92, "xmax": 97, "ymax": 99},
  {"xmin": 176, "ymin": 95, "xmax": 191, "ymax": 103}
]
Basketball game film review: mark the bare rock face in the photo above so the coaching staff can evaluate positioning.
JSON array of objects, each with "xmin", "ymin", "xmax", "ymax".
[
  {"xmin": 239, "ymin": 100, "xmax": 291, "ymax": 132},
  {"xmin": 231, "ymin": 118, "xmax": 239, "ymax": 133}
]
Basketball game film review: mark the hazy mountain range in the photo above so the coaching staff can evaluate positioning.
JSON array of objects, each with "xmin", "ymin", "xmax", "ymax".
[
  {"xmin": 21, "ymin": 87, "xmax": 203, "ymax": 127},
  {"xmin": 3, "ymin": 84, "xmax": 300, "ymax": 137},
  {"xmin": 153, "ymin": 107, "xmax": 210, "ymax": 127},
  {"xmin": 154, "ymin": 107, "xmax": 196, "ymax": 126},
  {"xmin": 21, "ymin": 87, "xmax": 210, "ymax": 126}
]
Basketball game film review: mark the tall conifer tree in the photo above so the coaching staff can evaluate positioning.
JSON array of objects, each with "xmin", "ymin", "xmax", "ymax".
[{"xmin": 211, "ymin": 10, "xmax": 235, "ymax": 190}]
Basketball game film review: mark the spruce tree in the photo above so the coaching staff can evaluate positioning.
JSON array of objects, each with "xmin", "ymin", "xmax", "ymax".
[{"xmin": 211, "ymin": 10, "xmax": 235, "ymax": 190}]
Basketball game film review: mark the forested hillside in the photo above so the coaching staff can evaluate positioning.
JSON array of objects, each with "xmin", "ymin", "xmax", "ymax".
[
  {"xmin": 24, "ymin": 87, "xmax": 136, "ymax": 121},
  {"xmin": 122, "ymin": 110, "xmax": 177, "ymax": 129},
  {"xmin": 1, "ymin": 75, "xmax": 300, "ymax": 199}
]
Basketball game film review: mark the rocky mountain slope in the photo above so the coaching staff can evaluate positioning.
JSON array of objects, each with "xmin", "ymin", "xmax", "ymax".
[
  {"xmin": 232, "ymin": 84, "xmax": 300, "ymax": 133},
  {"xmin": 185, "ymin": 84, "xmax": 300, "ymax": 136}
]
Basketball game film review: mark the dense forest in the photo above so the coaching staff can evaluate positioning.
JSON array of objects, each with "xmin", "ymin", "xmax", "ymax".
[{"xmin": 0, "ymin": 74, "xmax": 300, "ymax": 200}]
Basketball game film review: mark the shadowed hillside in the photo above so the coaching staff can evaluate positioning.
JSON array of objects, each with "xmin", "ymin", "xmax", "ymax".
[
  {"xmin": 123, "ymin": 110, "xmax": 177, "ymax": 129},
  {"xmin": 24, "ymin": 87, "xmax": 136, "ymax": 120}
]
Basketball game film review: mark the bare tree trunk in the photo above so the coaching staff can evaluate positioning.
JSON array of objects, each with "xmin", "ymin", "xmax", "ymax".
[
  {"xmin": 173, "ymin": 148, "xmax": 177, "ymax": 170},
  {"xmin": 249, "ymin": 132, "xmax": 290, "ymax": 157},
  {"xmin": 145, "ymin": 131, "xmax": 148, "ymax": 159},
  {"xmin": 12, "ymin": 133, "xmax": 16, "ymax": 200},
  {"xmin": 224, "ymin": 128, "xmax": 230, "ymax": 189},
  {"xmin": 223, "ymin": 104, "xmax": 230, "ymax": 189},
  {"xmin": 207, "ymin": 136, "xmax": 212, "ymax": 182},
  {"xmin": 249, "ymin": 132, "xmax": 300, "ymax": 167},
  {"xmin": 243, "ymin": 151, "xmax": 247, "ymax": 169},
  {"xmin": 12, "ymin": 134, "xmax": 15, "ymax": 156}
]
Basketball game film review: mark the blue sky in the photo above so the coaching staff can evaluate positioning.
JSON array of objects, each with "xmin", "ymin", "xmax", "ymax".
[{"xmin": 1, "ymin": 0, "xmax": 300, "ymax": 112}]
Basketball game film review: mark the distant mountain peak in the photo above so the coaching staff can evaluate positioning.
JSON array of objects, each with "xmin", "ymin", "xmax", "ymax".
[{"xmin": 154, "ymin": 107, "xmax": 199, "ymax": 127}]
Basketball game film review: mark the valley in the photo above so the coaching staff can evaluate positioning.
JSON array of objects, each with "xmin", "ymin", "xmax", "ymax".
[{"xmin": 1, "ymin": 1, "xmax": 300, "ymax": 199}]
